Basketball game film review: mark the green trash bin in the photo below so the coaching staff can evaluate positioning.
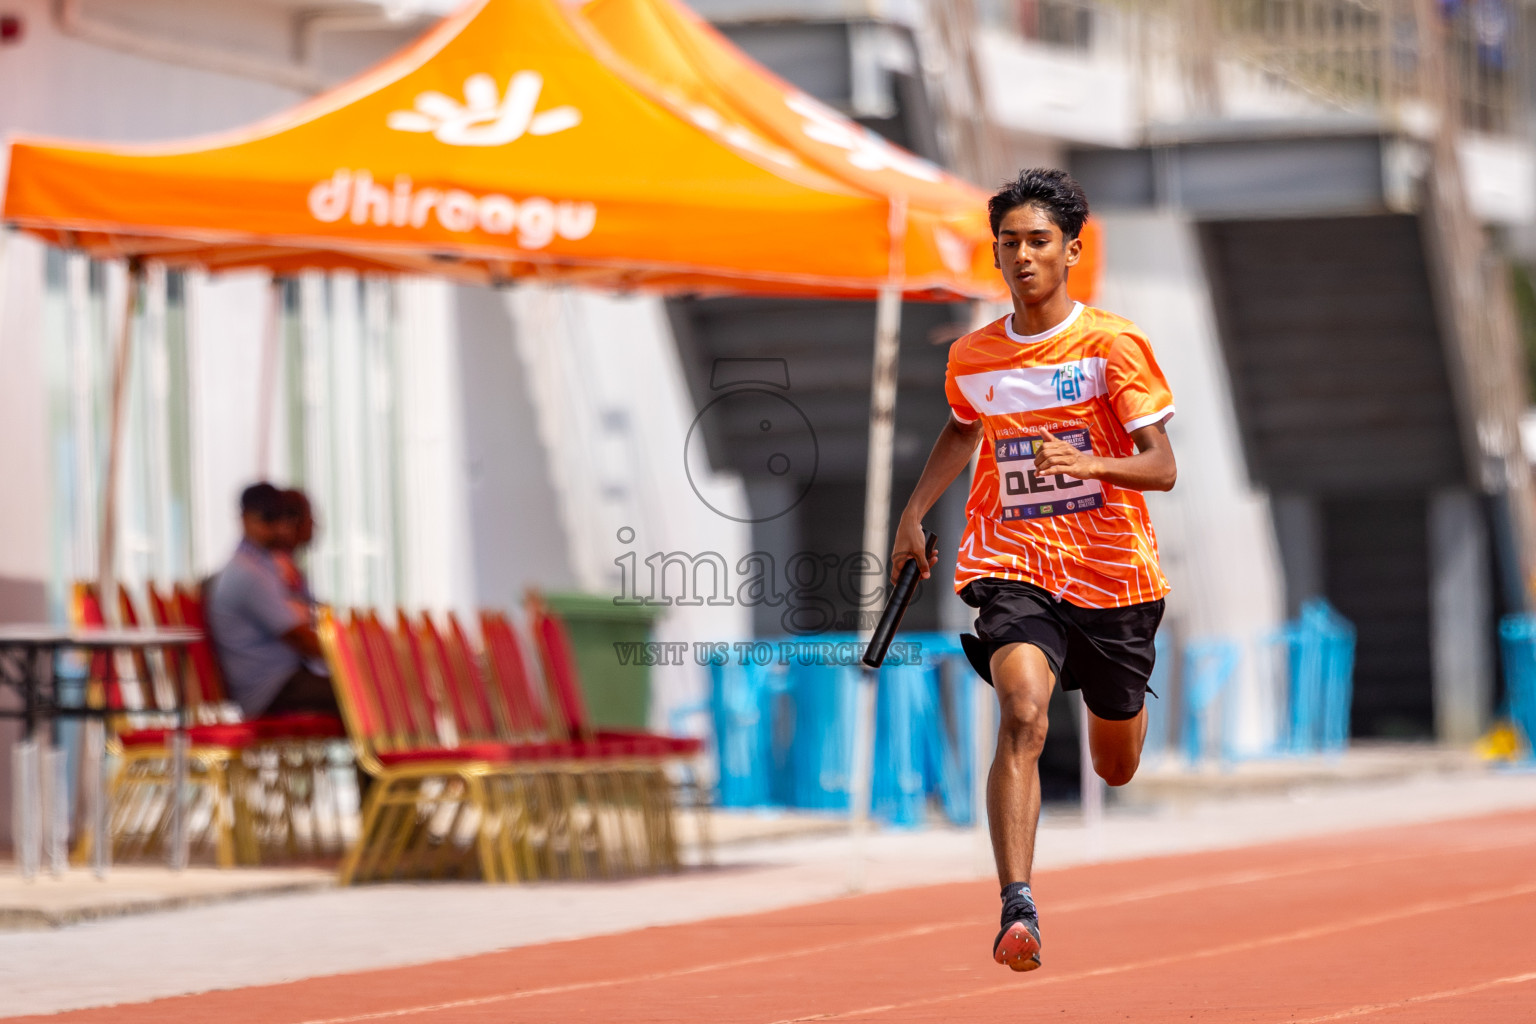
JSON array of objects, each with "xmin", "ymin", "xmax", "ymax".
[{"xmin": 543, "ymin": 593, "xmax": 660, "ymax": 730}]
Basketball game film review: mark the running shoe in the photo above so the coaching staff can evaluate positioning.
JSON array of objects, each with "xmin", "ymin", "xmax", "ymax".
[{"xmin": 993, "ymin": 893, "xmax": 1042, "ymax": 972}]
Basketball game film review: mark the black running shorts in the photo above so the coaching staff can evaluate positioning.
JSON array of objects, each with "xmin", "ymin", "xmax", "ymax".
[{"xmin": 959, "ymin": 577, "xmax": 1164, "ymax": 722}]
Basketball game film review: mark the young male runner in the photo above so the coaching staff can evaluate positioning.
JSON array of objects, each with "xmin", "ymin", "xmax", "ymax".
[{"xmin": 891, "ymin": 168, "xmax": 1177, "ymax": 972}]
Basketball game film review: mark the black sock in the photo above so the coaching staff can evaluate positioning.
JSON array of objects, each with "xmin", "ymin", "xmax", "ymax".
[{"xmin": 1001, "ymin": 882, "xmax": 1033, "ymax": 905}]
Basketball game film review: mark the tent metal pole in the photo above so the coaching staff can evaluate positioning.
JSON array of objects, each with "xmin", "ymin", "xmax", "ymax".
[
  {"xmin": 849, "ymin": 197, "xmax": 908, "ymax": 891},
  {"xmin": 98, "ymin": 257, "xmax": 143, "ymax": 604}
]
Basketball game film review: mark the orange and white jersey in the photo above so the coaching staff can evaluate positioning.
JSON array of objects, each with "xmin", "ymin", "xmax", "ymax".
[{"xmin": 946, "ymin": 303, "xmax": 1175, "ymax": 608}]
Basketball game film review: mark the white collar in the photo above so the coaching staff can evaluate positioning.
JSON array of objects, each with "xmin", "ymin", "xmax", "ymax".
[{"xmin": 1004, "ymin": 301, "xmax": 1084, "ymax": 345}]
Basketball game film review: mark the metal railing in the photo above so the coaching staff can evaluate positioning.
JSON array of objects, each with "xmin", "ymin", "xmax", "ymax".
[
  {"xmin": 1213, "ymin": 0, "xmax": 1421, "ymax": 113},
  {"xmin": 973, "ymin": 0, "xmax": 1524, "ymax": 136},
  {"xmin": 1212, "ymin": 0, "xmax": 1521, "ymax": 132}
]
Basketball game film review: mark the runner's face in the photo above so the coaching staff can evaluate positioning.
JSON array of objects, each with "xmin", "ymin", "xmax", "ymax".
[{"xmin": 993, "ymin": 204, "xmax": 1080, "ymax": 306}]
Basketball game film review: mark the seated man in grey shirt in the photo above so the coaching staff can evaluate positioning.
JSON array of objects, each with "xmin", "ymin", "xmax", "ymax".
[{"xmin": 208, "ymin": 482, "xmax": 337, "ymax": 720}]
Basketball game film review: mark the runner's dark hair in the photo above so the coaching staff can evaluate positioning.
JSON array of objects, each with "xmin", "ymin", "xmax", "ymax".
[{"xmin": 988, "ymin": 168, "xmax": 1089, "ymax": 240}]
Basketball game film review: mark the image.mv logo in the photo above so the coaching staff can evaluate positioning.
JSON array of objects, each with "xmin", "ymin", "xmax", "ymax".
[{"xmin": 1053, "ymin": 364, "xmax": 1085, "ymax": 403}]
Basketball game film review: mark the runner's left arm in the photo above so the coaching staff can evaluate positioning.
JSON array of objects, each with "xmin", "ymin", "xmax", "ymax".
[{"xmin": 1032, "ymin": 423, "xmax": 1176, "ymax": 492}]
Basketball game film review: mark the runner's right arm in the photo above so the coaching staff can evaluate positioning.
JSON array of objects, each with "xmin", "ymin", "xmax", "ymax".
[{"xmin": 892, "ymin": 414, "xmax": 984, "ymax": 582}]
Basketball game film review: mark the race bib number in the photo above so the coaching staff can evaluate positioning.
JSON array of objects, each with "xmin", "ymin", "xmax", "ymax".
[{"xmin": 995, "ymin": 427, "xmax": 1104, "ymax": 522}]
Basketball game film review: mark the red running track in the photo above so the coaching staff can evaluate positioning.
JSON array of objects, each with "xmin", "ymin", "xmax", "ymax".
[{"xmin": 10, "ymin": 809, "xmax": 1536, "ymax": 1024}]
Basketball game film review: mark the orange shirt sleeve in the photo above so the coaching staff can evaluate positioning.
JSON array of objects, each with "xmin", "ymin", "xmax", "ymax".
[
  {"xmin": 945, "ymin": 342, "xmax": 979, "ymax": 424},
  {"xmin": 1106, "ymin": 331, "xmax": 1175, "ymax": 433}
]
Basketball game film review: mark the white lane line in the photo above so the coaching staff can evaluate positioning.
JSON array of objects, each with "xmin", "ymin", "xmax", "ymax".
[
  {"xmin": 286, "ymin": 924, "xmax": 959, "ymax": 1024},
  {"xmin": 763, "ymin": 881, "xmax": 1536, "ymax": 1023},
  {"xmin": 1283, "ymin": 970, "xmax": 1536, "ymax": 1022},
  {"xmin": 1044, "ymin": 836, "xmax": 1528, "ymax": 914},
  {"xmin": 285, "ymin": 841, "xmax": 1530, "ymax": 1024}
]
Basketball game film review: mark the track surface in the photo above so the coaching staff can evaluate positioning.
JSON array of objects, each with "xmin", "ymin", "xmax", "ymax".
[{"xmin": 10, "ymin": 809, "xmax": 1536, "ymax": 1024}]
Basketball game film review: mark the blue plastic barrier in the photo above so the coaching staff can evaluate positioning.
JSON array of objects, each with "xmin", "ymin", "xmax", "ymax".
[
  {"xmin": 785, "ymin": 660, "xmax": 856, "ymax": 811},
  {"xmin": 1141, "ymin": 632, "xmax": 1174, "ymax": 758},
  {"xmin": 1281, "ymin": 599, "xmax": 1356, "ymax": 754},
  {"xmin": 1179, "ymin": 600, "xmax": 1355, "ymax": 763},
  {"xmin": 873, "ymin": 651, "xmax": 975, "ymax": 826},
  {"xmin": 1247, "ymin": 599, "xmax": 1357, "ymax": 758},
  {"xmin": 708, "ymin": 633, "xmax": 974, "ymax": 826},
  {"xmin": 1497, "ymin": 615, "xmax": 1536, "ymax": 758},
  {"xmin": 1181, "ymin": 638, "xmax": 1242, "ymax": 763},
  {"xmin": 707, "ymin": 660, "xmax": 788, "ymax": 808},
  {"xmin": 872, "ymin": 663, "xmax": 928, "ymax": 825},
  {"xmin": 710, "ymin": 605, "xmax": 1357, "ymax": 811}
]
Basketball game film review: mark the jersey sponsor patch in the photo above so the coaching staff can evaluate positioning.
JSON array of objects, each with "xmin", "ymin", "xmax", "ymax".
[
  {"xmin": 996, "ymin": 427, "xmax": 1104, "ymax": 521},
  {"xmin": 953, "ymin": 357, "xmax": 1106, "ymax": 419}
]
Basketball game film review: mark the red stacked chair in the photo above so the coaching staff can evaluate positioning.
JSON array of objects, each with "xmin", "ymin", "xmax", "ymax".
[
  {"xmin": 478, "ymin": 610, "xmax": 550, "ymax": 741},
  {"xmin": 82, "ymin": 582, "xmax": 351, "ymax": 866},
  {"xmin": 417, "ymin": 612, "xmax": 502, "ymax": 745},
  {"xmin": 521, "ymin": 598, "xmax": 709, "ymax": 868},
  {"xmin": 325, "ymin": 608, "xmax": 494, "ymax": 881},
  {"xmin": 73, "ymin": 584, "xmax": 260, "ymax": 867},
  {"xmin": 141, "ymin": 583, "xmax": 211, "ymax": 721},
  {"xmin": 411, "ymin": 611, "xmax": 630, "ymax": 878},
  {"xmin": 83, "ymin": 585, "xmax": 260, "ymax": 751},
  {"xmin": 324, "ymin": 609, "xmax": 594, "ymax": 883},
  {"xmin": 522, "ymin": 597, "xmax": 703, "ymax": 758}
]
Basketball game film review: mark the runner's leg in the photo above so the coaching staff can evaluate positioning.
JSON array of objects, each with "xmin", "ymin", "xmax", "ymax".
[
  {"xmin": 1062, "ymin": 595, "xmax": 1162, "ymax": 788},
  {"xmin": 987, "ymin": 641, "xmax": 1057, "ymax": 886},
  {"xmin": 1085, "ymin": 704, "xmax": 1148, "ymax": 787}
]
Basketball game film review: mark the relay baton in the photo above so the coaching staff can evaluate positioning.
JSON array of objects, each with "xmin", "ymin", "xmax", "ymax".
[{"xmin": 861, "ymin": 532, "xmax": 938, "ymax": 669}]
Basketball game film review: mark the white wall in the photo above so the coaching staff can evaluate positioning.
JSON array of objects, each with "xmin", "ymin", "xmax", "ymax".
[
  {"xmin": 502, "ymin": 286, "xmax": 752, "ymax": 730},
  {"xmin": 1095, "ymin": 210, "xmax": 1288, "ymax": 756},
  {"xmin": 396, "ymin": 277, "xmax": 477, "ymax": 614},
  {"xmin": 0, "ymin": 0, "xmax": 306, "ymax": 143},
  {"xmin": 186, "ymin": 271, "xmax": 270, "ymax": 573},
  {"xmin": 457, "ymin": 285, "xmax": 578, "ymax": 610},
  {"xmin": 0, "ymin": 233, "xmax": 51, "ymax": 591},
  {"xmin": 977, "ymin": 33, "xmax": 1137, "ymax": 148}
]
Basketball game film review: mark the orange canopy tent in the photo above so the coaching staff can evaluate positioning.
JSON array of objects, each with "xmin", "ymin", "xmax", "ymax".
[
  {"xmin": 573, "ymin": 0, "xmax": 1005, "ymax": 296},
  {"xmin": 574, "ymin": 0, "xmax": 1096, "ymax": 303},
  {"xmin": 574, "ymin": 0, "xmax": 1100, "ymax": 296},
  {"xmin": 2, "ymin": 0, "xmax": 1000, "ymax": 299}
]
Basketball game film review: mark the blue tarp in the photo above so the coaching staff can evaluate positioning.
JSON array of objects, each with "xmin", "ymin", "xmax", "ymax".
[{"xmin": 709, "ymin": 633, "xmax": 974, "ymax": 827}]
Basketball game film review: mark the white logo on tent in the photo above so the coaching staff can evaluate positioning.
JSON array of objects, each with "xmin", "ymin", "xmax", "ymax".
[
  {"xmin": 933, "ymin": 225, "xmax": 974, "ymax": 275},
  {"xmin": 660, "ymin": 87, "xmax": 799, "ymax": 170},
  {"xmin": 388, "ymin": 72, "xmax": 581, "ymax": 146},
  {"xmin": 787, "ymin": 93, "xmax": 943, "ymax": 183}
]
